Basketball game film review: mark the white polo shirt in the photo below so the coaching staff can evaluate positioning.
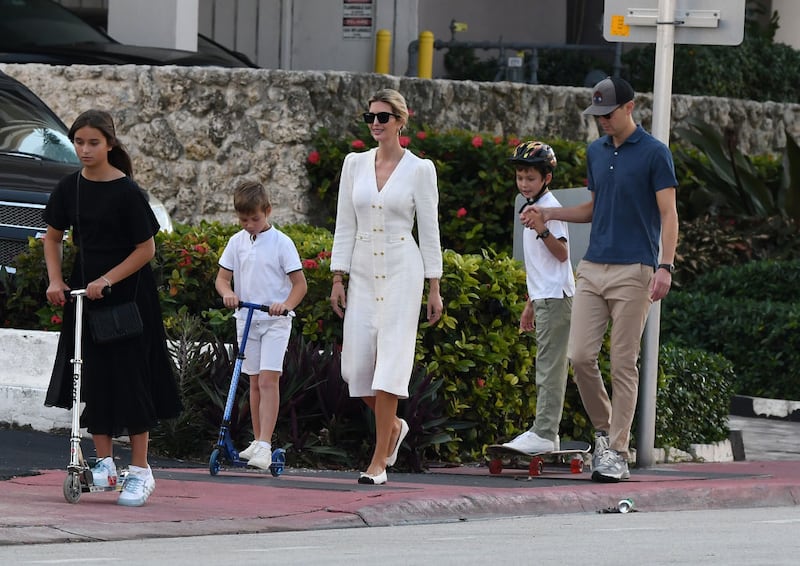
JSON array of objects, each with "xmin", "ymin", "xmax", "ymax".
[
  {"xmin": 218, "ymin": 226, "xmax": 303, "ymax": 320},
  {"xmin": 522, "ymin": 191, "xmax": 576, "ymax": 300}
]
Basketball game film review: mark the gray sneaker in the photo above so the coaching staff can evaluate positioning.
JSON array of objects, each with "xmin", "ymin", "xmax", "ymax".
[
  {"xmin": 592, "ymin": 432, "xmax": 610, "ymax": 471},
  {"xmin": 591, "ymin": 449, "xmax": 630, "ymax": 482}
]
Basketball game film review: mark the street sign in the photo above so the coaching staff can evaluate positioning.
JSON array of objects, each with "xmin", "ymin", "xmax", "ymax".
[{"xmin": 603, "ymin": 0, "xmax": 745, "ymax": 45}]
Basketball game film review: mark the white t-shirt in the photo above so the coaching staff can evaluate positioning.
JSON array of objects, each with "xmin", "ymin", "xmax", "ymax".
[
  {"xmin": 218, "ymin": 226, "xmax": 303, "ymax": 320},
  {"xmin": 522, "ymin": 191, "xmax": 576, "ymax": 300}
]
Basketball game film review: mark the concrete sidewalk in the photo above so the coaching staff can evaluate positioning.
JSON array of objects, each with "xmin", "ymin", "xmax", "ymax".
[
  {"xmin": 1, "ymin": 420, "xmax": 800, "ymax": 546},
  {"xmin": 2, "ymin": 328, "xmax": 799, "ymax": 546}
]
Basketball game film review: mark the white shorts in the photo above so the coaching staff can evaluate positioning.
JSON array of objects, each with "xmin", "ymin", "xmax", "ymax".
[{"xmin": 236, "ymin": 316, "xmax": 292, "ymax": 375}]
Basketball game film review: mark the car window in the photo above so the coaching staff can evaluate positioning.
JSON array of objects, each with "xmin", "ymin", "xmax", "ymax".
[
  {"xmin": 0, "ymin": 0, "xmax": 111, "ymax": 49},
  {"xmin": 0, "ymin": 89, "xmax": 79, "ymax": 164}
]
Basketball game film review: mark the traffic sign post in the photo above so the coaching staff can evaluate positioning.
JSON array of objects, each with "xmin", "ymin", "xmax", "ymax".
[{"xmin": 601, "ymin": 0, "xmax": 744, "ymax": 468}]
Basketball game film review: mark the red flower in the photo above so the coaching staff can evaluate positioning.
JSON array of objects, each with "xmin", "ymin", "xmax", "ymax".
[
  {"xmin": 302, "ymin": 259, "xmax": 319, "ymax": 269},
  {"xmin": 416, "ymin": 131, "xmax": 427, "ymax": 140},
  {"xmin": 471, "ymin": 135, "xmax": 483, "ymax": 148},
  {"xmin": 508, "ymin": 137, "xmax": 520, "ymax": 146},
  {"xmin": 51, "ymin": 314, "xmax": 62, "ymax": 325},
  {"xmin": 476, "ymin": 378, "xmax": 486, "ymax": 388},
  {"xmin": 399, "ymin": 136, "xmax": 411, "ymax": 148},
  {"xmin": 194, "ymin": 244, "xmax": 208, "ymax": 254},
  {"xmin": 178, "ymin": 249, "xmax": 192, "ymax": 268},
  {"xmin": 307, "ymin": 150, "xmax": 320, "ymax": 165},
  {"xmin": 456, "ymin": 207, "xmax": 468, "ymax": 218},
  {"xmin": 408, "ymin": 108, "xmax": 416, "ymax": 116},
  {"xmin": 493, "ymin": 136, "xmax": 502, "ymax": 144},
  {"xmin": 316, "ymin": 250, "xmax": 332, "ymax": 260},
  {"xmin": 351, "ymin": 139, "xmax": 366, "ymax": 149}
]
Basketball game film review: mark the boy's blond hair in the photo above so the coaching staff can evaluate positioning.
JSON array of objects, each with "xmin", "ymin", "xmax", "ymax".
[{"xmin": 233, "ymin": 181, "xmax": 271, "ymax": 214}]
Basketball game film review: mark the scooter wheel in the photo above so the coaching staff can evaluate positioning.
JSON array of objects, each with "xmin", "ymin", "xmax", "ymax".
[
  {"xmin": 63, "ymin": 472, "xmax": 81, "ymax": 503},
  {"xmin": 269, "ymin": 448, "xmax": 286, "ymax": 477},
  {"xmin": 209, "ymin": 448, "xmax": 221, "ymax": 476}
]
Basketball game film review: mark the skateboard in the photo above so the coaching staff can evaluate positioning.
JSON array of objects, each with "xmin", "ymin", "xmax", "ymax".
[{"xmin": 486, "ymin": 440, "xmax": 592, "ymax": 476}]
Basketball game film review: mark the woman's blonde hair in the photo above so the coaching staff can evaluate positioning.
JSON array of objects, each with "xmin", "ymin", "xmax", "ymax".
[{"xmin": 368, "ymin": 88, "xmax": 409, "ymax": 129}]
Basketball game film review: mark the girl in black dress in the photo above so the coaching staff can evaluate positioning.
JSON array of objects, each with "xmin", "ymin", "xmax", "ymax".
[{"xmin": 43, "ymin": 109, "xmax": 181, "ymax": 507}]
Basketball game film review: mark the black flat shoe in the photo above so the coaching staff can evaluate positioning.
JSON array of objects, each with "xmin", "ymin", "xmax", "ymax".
[{"xmin": 358, "ymin": 470, "xmax": 387, "ymax": 485}]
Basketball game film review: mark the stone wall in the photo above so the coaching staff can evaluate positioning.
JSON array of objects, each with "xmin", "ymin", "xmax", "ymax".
[{"xmin": 3, "ymin": 64, "xmax": 799, "ymax": 227}]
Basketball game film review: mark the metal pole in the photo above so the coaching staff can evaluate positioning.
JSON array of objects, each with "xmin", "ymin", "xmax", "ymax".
[
  {"xmin": 637, "ymin": 0, "xmax": 675, "ymax": 469},
  {"xmin": 279, "ymin": 0, "xmax": 293, "ymax": 70}
]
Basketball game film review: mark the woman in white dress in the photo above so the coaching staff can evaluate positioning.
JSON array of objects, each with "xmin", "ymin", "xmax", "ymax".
[{"xmin": 330, "ymin": 89, "xmax": 443, "ymax": 485}]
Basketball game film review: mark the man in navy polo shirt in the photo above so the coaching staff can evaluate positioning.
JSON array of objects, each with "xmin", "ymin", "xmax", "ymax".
[{"xmin": 520, "ymin": 76, "xmax": 678, "ymax": 482}]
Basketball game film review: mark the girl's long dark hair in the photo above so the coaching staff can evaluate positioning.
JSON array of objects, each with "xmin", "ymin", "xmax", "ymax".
[{"xmin": 68, "ymin": 109, "xmax": 134, "ymax": 179}]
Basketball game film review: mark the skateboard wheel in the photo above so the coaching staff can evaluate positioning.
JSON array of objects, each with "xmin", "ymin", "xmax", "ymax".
[
  {"xmin": 529, "ymin": 457, "xmax": 543, "ymax": 476},
  {"xmin": 269, "ymin": 448, "xmax": 286, "ymax": 477},
  {"xmin": 488, "ymin": 458, "xmax": 503, "ymax": 475},
  {"xmin": 570, "ymin": 457, "xmax": 584, "ymax": 473},
  {"xmin": 209, "ymin": 448, "xmax": 221, "ymax": 476}
]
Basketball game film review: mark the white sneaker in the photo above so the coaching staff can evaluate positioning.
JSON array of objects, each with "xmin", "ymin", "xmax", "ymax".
[
  {"xmin": 117, "ymin": 466, "xmax": 155, "ymax": 507},
  {"xmin": 502, "ymin": 431, "xmax": 556, "ymax": 454},
  {"xmin": 238, "ymin": 440, "xmax": 257, "ymax": 461},
  {"xmin": 247, "ymin": 442, "xmax": 273, "ymax": 470},
  {"xmin": 91, "ymin": 456, "xmax": 118, "ymax": 487}
]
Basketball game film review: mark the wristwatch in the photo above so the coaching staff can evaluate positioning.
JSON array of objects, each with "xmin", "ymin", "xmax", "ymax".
[
  {"xmin": 657, "ymin": 263, "xmax": 675, "ymax": 274},
  {"xmin": 536, "ymin": 229, "xmax": 551, "ymax": 240}
]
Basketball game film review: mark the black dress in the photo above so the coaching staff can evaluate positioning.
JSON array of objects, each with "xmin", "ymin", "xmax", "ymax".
[{"xmin": 44, "ymin": 171, "xmax": 182, "ymax": 437}]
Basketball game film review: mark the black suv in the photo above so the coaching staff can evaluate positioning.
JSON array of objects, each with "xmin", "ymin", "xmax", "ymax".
[{"xmin": 0, "ymin": 70, "xmax": 171, "ymax": 271}]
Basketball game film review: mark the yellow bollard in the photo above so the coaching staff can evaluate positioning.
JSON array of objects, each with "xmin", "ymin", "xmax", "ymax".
[
  {"xmin": 417, "ymin": 30, "xmax": 434, "ymax": 79},
  {"xmin": 375, "ymin": 29, "xmax": 392, "ymax": 74}
]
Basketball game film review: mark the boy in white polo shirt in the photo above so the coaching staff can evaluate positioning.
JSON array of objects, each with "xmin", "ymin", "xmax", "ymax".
[
  {"xmin": 499, "ymin": 141, "xmax": 575, "ymax": 454},
  {"xmin": 215, "ymin": 181, "xmax": 307, "ymax": 469}
]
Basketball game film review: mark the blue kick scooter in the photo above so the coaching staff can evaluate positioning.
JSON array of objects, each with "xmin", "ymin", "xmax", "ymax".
[{"xmin": 208, "ymin": 301, "xmax": 290, "ymax": 477}]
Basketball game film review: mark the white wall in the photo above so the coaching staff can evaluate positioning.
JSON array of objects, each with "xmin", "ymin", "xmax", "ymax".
[
  {"xmin": 108, "ymin": 0, "xmax": 199, "ymax": 51},
  {"xmin": 772, "ymin": 0, "xmax": 800, "ymax": 49}
]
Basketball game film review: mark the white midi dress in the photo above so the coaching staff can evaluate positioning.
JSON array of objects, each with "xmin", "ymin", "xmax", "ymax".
[{"xmin": 331, "ymin": 148, "xmax": 443, "ymax": 398}]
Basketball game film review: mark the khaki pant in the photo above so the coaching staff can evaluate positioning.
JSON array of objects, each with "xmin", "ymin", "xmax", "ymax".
[{"xmin": 568, "ymin": 261, "xmax": 653, "ymax": 459}]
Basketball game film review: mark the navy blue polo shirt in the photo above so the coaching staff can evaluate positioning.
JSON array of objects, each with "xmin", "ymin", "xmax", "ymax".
[{"xmin": 584, "ymin": 125, "xmax": 678, "ymax": 267}]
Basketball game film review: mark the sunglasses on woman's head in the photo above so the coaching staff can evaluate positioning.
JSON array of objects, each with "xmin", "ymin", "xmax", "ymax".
[{"xmin": 363, "ymin": 112, "xmax": 400, "ymax": 124}]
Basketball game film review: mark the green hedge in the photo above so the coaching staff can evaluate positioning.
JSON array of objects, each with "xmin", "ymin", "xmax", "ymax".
[
  {"xmin": 1, "ymin": 222, "xmax": 738, "ymax": 465},
  {"xmin": 661, "ymin": 263, "xmax": 800, "ymax": 401},
  {"xmin": 652, "ymin": 344, "xmax": 735, "ymax": 450}
]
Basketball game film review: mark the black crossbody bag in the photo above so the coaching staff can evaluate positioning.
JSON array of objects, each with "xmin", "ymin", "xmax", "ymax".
[{"xmin": 76, "ymin": 175, "xmax": 144, "ymax": 344}]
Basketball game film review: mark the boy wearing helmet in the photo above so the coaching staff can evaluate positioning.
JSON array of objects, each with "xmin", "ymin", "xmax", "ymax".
[{"xmin": 500, "ymin": 141, "xmax": 575, "ymax": 454}]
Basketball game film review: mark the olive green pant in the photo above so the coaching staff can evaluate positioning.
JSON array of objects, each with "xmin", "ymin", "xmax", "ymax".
[{"xmin": 530, "ymin": 296, "xmax": 573, "ymax": 442}]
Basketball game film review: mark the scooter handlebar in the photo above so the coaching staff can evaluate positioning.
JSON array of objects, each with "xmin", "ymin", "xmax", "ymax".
[
  {"xmin": 64, "ymin": 286, "xmax": 112, "ymax": 299},
  {"xmin": 215, "ymin": 298, "xmax": 293, "ymax": 317}
]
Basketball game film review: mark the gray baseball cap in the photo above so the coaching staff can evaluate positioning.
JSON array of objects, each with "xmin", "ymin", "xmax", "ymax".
[{"xmin": 583, "ymin": 77, "xmax": 635, "ymax": 115}]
